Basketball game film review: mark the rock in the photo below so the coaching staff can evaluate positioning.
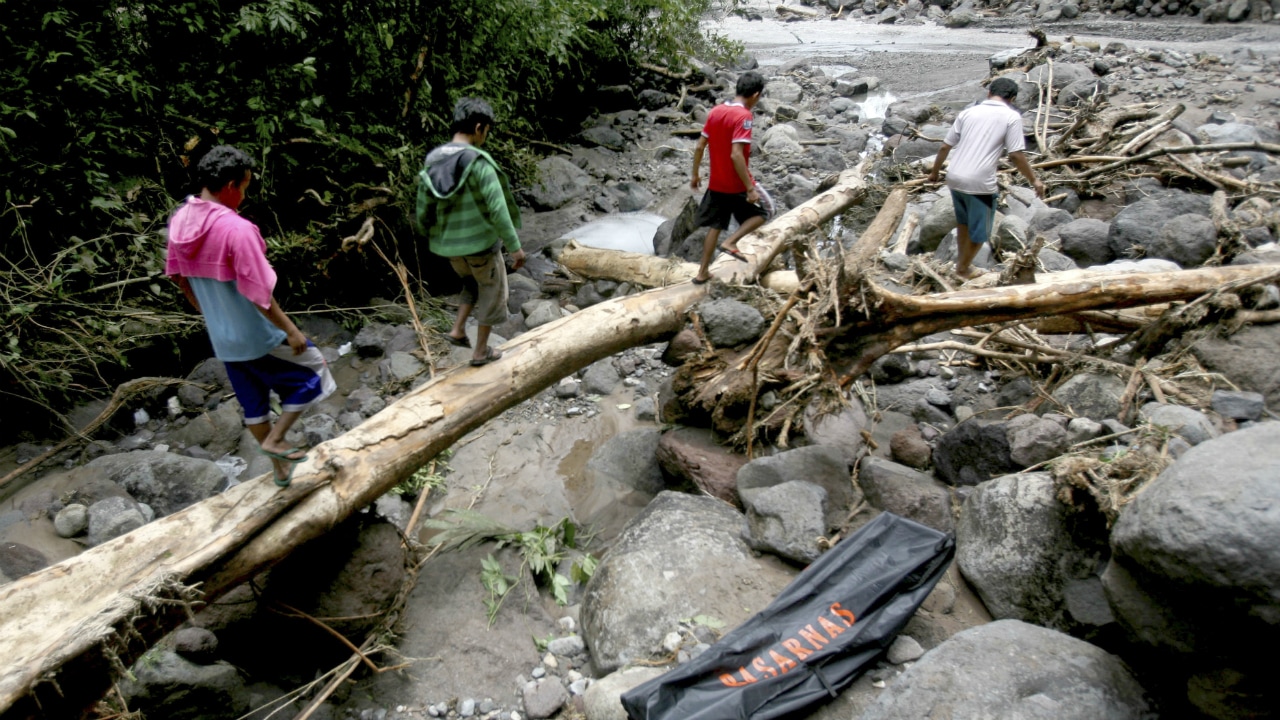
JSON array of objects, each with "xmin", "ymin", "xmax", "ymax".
[
  {"xmin": 171, "ymin": 627, "xmax": 220, "ymax": 664},
  {"xmin": 801, "ymin": 396, "xmax": 869, "ymax": 467},
  {"xmin": 522, "ymin": 677, "xmax": 569, "ymax": 719},
  {"xmin": 166, "ymin": 401, "xmax": 245, "ymax": 456},
  {"xmin": 656, "ymin": 427, "xmax": 748, "ymax": 507},
  {"xmin": 577, "ymin": 429, "xmax": 665, "ymax": 536},
  {"xmin": 871, "ymin": 353, "xmax": 914, "ymax": 384},
  {"xmin": 917, "ymin": 192, "xmax": 956, "ymax": 253},
  {"xmin": 859, "ymin": 620, "xmax": 1154, "ymax": 720},
  {"xmin": 524, "ymin": 300, "xmax": 567, "ymax": 329},
  {"xmin": 834, "ymin": 75, "xmax": 878, "ymax": 97},
  {"xmin": 887, "ymin": 635, "xmax": 925, "ymax": 664},
  {"xmin": 1026, "ymin": 62, "xmax": 1096, "ymax": 90},
  {"xmin": 1050, "ymin": 372, "xmax": 1126, "ymax": 421},
  {"xmin": 1137, "ymin": 403, "xmax": 1218, "ymax": 446},
  {"xmin": 1148, "ymin": 214, "xmax": 1218, "ymax": 268},
  {"xmin": 53, "ymin": 503, "xmax": 89, "ymax": 538},
  {"xmin": 84, "ymin": 448, "xmax": 227, "ymax": 515},
  {"xmin": 527, "ymin": 156, "xmax": 592, "ymax": 211},
  {"xmin": 345, "ymin": 386, "xmax": 386, "ymax": 417},
  {"xmin": 765, "ymin": 80, "xmax": 804, "ymax": 104},
  {"xmin": 1210, "ymin": 389, "xmax": 1264, "ymax": 421},
  {"xmin": 580, "ymin": 125, "xmax": 625, "ymax": 151},
  {"xmin": 87, "ymin": 495, "xmax": 148, "ymax": 547},
  {"xmin": 1191, "ymin": 323, "xmax": 1280, "ymax": 408},
  {"xmin": 297, "ymin": 413, "xmax": 340, "ymax": 447},
  {"xmin": 582, "ymin": 359, "xmax": 621, "ymax": 396},
  {"xmin": 1037, "ymin": 248, "xmax": 1077, "ymax": 272},
  {"xmin": 1106, "ymin": 423, "xmax": 1280, "ymax": 713},
  {"xmin": 932, "ymin": 420, "xmax": 1018, "ymax": 486},
  {"xmin": 1066, "ymin": 417, "xmax": 1104, "ymax": 445},
  {"xmin": 548, "ymin": 635, "xmax": 585, "ymax": 656},
  {"xmin": 738, "ymin": 446, "xmax": 855, "ymax": 530},
  {"xmin": 697, "ymin": 298, "xmax": 766, "ymax": 348},
  {"xmin": 741, "ymin": 480, "xmax": 828, "ymax": 564},
  {"xmin": 583, "ymin": 667, "xmax": 666, "ymax": 720},
  {"xmin": 1057, "ymin": 218, "xmax": 1114, "ymax": 267},
  {"xmin": 1058, "ymin": 78, "xmax": 1106, "ymax": 107},
  {"xmin": 660, "ymin": 328, "xmax": 701, "ymax": 366},
  {"xmin": 554, "ymin": 378, "xmax": 581, "ymax": 399},
  {"xmin": 858, "ymin": 457, "xmax": 954, "ymax": 533},
  {"xmin": 890, "ymin": 425, "xmax": 933, "ymax": 470},
  {"xmin": 1005, "ymin": 413, "xmax": 1068, "ymax": 467},
  {"xmin": 1029, "ymin": 206, "xmax": 1073, "ymax": 234},
  {"xmin": 119, "ymin": 650, "xmax": 249, "ymax": 720},
  {"xmin": 958, "ymin": 472, "xmax": 1111, "ymax": 634},
  {"xmin": 581, "ymin": 492, "xmax": 795, "ymax": 673},
  {"xmin": 1107, "ymin": 193, "xmax": 1212, "ymax": 262},
  {"xmin": 0, "ymin": 542, "xmax": 49, "ymax": 580},
  {"xmin": 611, "ymin": 182, "xmax": 654, "ymax": 213},
  {"xmin": 944, "ymin": 8, "xmax": 979, "ymax": 27}
]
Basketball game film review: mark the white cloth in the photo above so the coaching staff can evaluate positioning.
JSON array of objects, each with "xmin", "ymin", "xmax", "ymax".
[{"xmin": 942, "ymin": 99, "xmax": 1025, "ymax": 195}]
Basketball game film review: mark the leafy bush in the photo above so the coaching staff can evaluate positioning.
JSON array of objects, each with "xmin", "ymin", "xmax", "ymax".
[{"xmin": 0, "ymin": 0, "xmax": 740, "ymax": 427}]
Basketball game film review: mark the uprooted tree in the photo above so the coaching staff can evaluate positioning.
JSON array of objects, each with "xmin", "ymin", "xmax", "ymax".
[{"xmin": 0, "ymin": 149, "xmax": 1277, "ymax": 716}]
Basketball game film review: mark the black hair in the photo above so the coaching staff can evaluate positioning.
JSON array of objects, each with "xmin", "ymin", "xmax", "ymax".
[
  {"xmin": 195, "ymin": 145, "xmax": 256, "ymax": 192},
  {"xmin": 736, "ymin": 70, "xmax": 766, "ymax": 99},
  {"xmin": 451, "ymin": 97, "xmax": 496, "ymax": 135},
  {"xmin": 988, "ymin": 77, "xmax": 1019, "ymax": 102}
]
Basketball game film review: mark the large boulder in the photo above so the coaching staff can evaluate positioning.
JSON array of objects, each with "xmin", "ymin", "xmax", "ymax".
[
  {"xmin": 932, "ymin": 420, "xmax": 1018, "ymax": 486},
  {"xmin": 957, "ymin": 472, "xmax": 1112, "ymax": 635},
  {"xmin": 697, "ymin": 298, "xmax": 766, "ymax": 348},
  {"xmin": 80, "ymin": 450, "xmax": 226, "ymax": 518},
  {"xmin": 737, "ymin": 446, "xmax": 856, "ymax": 530},
  {"xmin": 655, "ymin": 427, "xmax": 748, "ymax": 507},
  {"xmin": 1105, "ymin": 423, "xmax": 1280, "ymax": 716},
  {"xmin": 1146, "ymin": 213, "xmax": 1219, "ymax": 268},
  {"xmin": 1191, "ymin": 323, "xmax": 1280, "ymax": 408},
  {"xmin": 857, "ymin": 457, "xmax": 954, "ymax": 533},
  {"xmin": 119, "ymin": 650, "xmax": 249, "ymax": 720},
  {"xmin": 527, "ymin": 156, "xmax": 592, "ymax": 211},
  {"xmin": 1050, "ymin": 372, "xmax": 1127, "ymax": 421},
  {"xmin": 859, "ymin": 620, "xmax": 1155, "ymax": 720},
  {"xmin": 802, "ymin": 395, "xmax": 869, "ymax": 467},
  {"xmin": 577, "ymin": 429, "xmax": 666, "ymax": 537},
  {"xmin": 741, "ymin": 480, "xmax": 828, "ymax": 564},
  {"xmin": 1136, "ymin": 403, "xmax": 1218, "ymax": 446},
  {"xmin": 1057, "ymin": 218, "xmax": 1114, "ymax": 267},
  {"xmin": 86, "ymin": 495, "xmax": 147, "ymax": 547},
  {"xmin": 1107, "ymin": 192, "xmax": 1213, "ymax": 261},
  {"xmin": 917, "ymin": 191, "xmax": 957, "ymax": 252},
  {"xmin": 581, "ymin": 492, "xmax": 795, "ymax": 673}
]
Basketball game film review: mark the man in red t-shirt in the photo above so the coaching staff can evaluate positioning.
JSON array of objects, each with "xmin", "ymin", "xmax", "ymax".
[{"xmin": 689, "ymin": 71, "xmax": 768, "ymax": 284}]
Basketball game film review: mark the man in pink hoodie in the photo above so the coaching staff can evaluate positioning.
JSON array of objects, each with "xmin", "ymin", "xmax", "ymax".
[{"xmin": 166, "ymin": 145, "xmax": 335, "ymax": 487}]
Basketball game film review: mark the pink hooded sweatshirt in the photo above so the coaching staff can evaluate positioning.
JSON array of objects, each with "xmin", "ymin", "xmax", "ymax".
[{"xmin": 165, "ymin": 197, "xmax": 276, "ymax": 309}]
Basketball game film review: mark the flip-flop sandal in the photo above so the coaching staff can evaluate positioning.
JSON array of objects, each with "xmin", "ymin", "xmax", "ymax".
[
  {"xmin": 470, "ymin": 347, "xmax": 503, "ymax": 367},
  {"xmin": 691, "ymin": 275, "xmax": 711, "ymax": 285},
  {"xmin": 272, "ymin": 461, "xmax": 300, "ymax": 488},
  {"xmin": 443, "ymin": 333, "xmax": 471, "ymax": 349},
  {"xmin": 717, "ymin": 244, "xmax": 749, "ymax": 262},
  {"xmin": 260, "ymin": 447, "xmax": 308, "ymax": 487}
]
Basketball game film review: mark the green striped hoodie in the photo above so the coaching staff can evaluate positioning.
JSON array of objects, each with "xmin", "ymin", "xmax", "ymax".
[{"xmin": 416, "ymin": 142, "xmax": 522, "ymax": 257}]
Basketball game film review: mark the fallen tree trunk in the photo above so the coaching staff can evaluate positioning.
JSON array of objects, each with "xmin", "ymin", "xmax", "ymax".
[{"xmin": 0, "ymin": 168, "xmax": 873, "ymax": 720}]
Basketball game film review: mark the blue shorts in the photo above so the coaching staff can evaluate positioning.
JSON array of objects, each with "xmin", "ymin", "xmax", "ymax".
[
  {"xmin": 224, "ymin": 343, "xmax": 337, "ymax": 424},
  {"xmin": 950, "ymin": 190, "xmax": 998, "ymax": 245}
]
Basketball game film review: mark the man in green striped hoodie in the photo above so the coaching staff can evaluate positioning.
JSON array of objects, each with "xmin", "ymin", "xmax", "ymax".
[{"xmin": 417, "ymin": 97, "xmax": 525, "ymax": 366}]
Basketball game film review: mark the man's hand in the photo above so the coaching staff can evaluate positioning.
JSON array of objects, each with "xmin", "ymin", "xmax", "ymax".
[
  {"xmin": 746, "ymin": 186, "xmax": 760, "ymax": 204},
  {"xmin": 509, "ymin": 248, "xmax": 527, "ymax": 270},
  {"xmin": 927, "ymin": 170, "xmax": 940, "ymax": 183},
  {"xmin": 690, "ymin": 171, "xmax": 701, "ymax": 191},
  {"xmin": 286, "ymin": 329, "xmax": 308, "ymax": 355},
  {"xmin": 1032, "ymin": 179, "xmax": 1046, "ymax": 199}
]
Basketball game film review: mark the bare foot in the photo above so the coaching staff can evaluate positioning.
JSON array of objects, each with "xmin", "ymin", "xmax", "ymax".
[{"xmin": 955, "ymin": 266, "xmax": 983, "ymax": 280}]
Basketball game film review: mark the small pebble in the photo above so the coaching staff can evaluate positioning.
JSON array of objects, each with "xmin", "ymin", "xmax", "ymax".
[
  {"xmin": 531, "ymin": 666, "xmax": 546, "ymax": 679},
  {"xmin": 543, "ymin": 652, "xmax": 558, "ymax": 669},
  {"xmin": 459, "ymin": 698, "xmax": 476, "ymax": 717}
]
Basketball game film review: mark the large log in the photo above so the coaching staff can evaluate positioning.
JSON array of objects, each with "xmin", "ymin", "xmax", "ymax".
[{"xmin": 0, "ymin": 168, "xmax": 874, "ymax": 720}]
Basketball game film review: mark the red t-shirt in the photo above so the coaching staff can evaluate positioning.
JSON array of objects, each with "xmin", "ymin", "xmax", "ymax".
[{"xmin": 701, "ymin": 101, "xmax": 754, "ymax": 193}]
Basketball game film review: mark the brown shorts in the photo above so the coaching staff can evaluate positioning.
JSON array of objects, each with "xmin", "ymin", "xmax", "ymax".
[{"xmin": 450, "ymin": 248, "xmax": 508, "ymax": 327}]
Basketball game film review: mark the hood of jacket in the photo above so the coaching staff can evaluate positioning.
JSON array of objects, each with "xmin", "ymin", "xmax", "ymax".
[
  {"xmin": 422, "ymin": 142, "xmax": 481, "ymax": 199},
  {"xmin": 167, "ymin": 196, "xmax": 236, "ymax": 256}
]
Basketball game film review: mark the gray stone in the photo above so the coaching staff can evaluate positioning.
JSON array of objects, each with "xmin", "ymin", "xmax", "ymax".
[
  {"xmin": 802, "ymin": 397, "xmax": 869, "ymax": 468},
  {"xmin": 871, "ymin": 353, "xmax": 914, "ymax": 384},
  {"xmin": 634, "ymin": 397, "xmax": 657, "ymax": 422},
  {"xmin": 374, "ymin": 493, "xmax": 411, "ymax": 527},
  {"xmin": 83, "ymin": 450, "xmax": 225, "ymax": 518},
  {"xmin": 172, "ymin": 627, "xmax": 219, "ymax": 664},
  {"xmin": 611, "ymin": 182, "xmax": 654, "ymax": 213},
  {"xmin": 1192, "ymin": 323, "xmax": 1280, "ymax": 408},
  {"xmin": 738, "ymin": 446, "xmax": 854, "ymax": 530},
  {"xmin": 1147, "ymin": 214, "xmax": 1218, "ymax": 268},
  {"xmin": 697, "ymin": 298, "xmax": 766, "ymax": 348},
  {"xmin": 741, "ymin": 480, "xmax": 828, "ymax": 564},
  {"xmin": 345, "ymin": 386, "xmax": 386, "ymax": 417},
  {"xmin": 522, "ymin": 677, "xmax": 569, "ymax": 719},
  {"xmin": 0, "ymin": 543, "xmax": 48, "ymax": 579},
  {"xmin": 1038, "ymin": 248, "xmax": 1077, "ymax": 272},
  {"xmin": 766, "ymin": 80, "xmax": 804, "ymax": 104},
  {"xmin": 932, "ymin": 420, "xmax": 1018, "ymax": 486},
  {"xmin": 1050, "ymin": 372, "xmax": 1127, "ymax": 421},
  {"xmin": 887, "ymin": 635, "xmax": 925, "ymax": 664},
  {"xmin": 583, "ymin": 667, "xmax": 666, "ymax": 720},
  {"xmin": 834, "ymin": 76, "xmax": 879, "ymax": 97},
  {"xmin": 1005, "ymin": 413, "xmax": 1068, "ymax": 467},
  {"xmin": 1138, "ymin": 403, "xmax": 1219, "ymax": 446},
  {"xmin": 944, "ymin": 8, "xmax": 979, "ymax": 27},
  {"xmin": 1058, "ymin": 78, "xmax": 1106, "ymax": 107},
  {"xmin": 858, "ymin": 457, "xmax": 954, "ymax": 533},
  {"xmin": 1030, "ymin": 207, "xmax": 1074, "ymax": 234},
  {"xmin": 582, "ymin": 360, "xmax": 621, "ymax": 396},
  {"xmin": 1108, "ymin": 193, "xmax": 1212, "ymax": 261},
  {"xmin": 859, "ymin": 621, "xmax": 1154, "ymax": 720},
  {"xmin": 917, "ymin": 192, "xmax": 958, "ymax": 253},
  {"xmin": 525, "ymin": 300, "xmax": 567, "ymax": 329},
  {"xmin": 581, "ymin": 492, "xmax": 796, "ymax": 673},
  {"xmin": 554, "ymin": 378, "xmax": 580, "ymax": 399},
  {"xmin": 53, "ymin": 503, "xmax": 89, "ymax": 538},
  {"xmin": 297, "ymin": 413, "xmax": 340, "ymax": 447},
  {"xmin": 1066, "ymin": 417, "xmax": 1104, "ymax": 445},
  {"xmin": 958, "ymin": 472, "xmax": 1110, "ymax": 633},
  {"xmin": 547, "ymin": 635, "xmax": 585, "ymax": 656},
  {"xmin": 890, "ymin": 425, "xmax": 933, "ymax": 470},
  {"xmin": 1054, "ymin": 219, "xmax": 1116, "ymax": 266},
  {"xmin": 580, "ymin": 125, "xmax": 625, "ymax": 151},
  {"xmin": 119, "ymin": 650, "xmax": 248, "ymax": 720},
  {"xmin": 1210, "ymin": 389, "xmax": 1265, "ymax": 421},
  {"xmin": 527, "ymin": 156, "xmax": 592, "ymax": 211}
]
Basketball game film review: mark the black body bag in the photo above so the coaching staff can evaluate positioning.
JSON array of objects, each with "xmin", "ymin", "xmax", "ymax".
[{"xmin": 621, "ymin": 512, "xmax": 955, "ymax": 720}]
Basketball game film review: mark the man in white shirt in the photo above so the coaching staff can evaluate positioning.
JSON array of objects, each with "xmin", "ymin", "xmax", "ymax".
[{"xmin": 927, "ymin": 77, "xmax": 1045, "ymax": 279}]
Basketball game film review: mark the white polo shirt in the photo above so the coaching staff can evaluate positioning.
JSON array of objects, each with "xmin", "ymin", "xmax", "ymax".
[{"xmin": 942, "ymin": 99, "xmax": 1026, "ymax": 195}]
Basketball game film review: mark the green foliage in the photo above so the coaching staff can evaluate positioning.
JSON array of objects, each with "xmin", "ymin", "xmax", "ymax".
[
  {"xmin": 0, "ymin": 0, "xmax": 741, "ymax": 422},
  {"xmin": 392, "ymin": 449, "xmax": 453, "ymax": 496},
  {"xmin": 427, "ymin": 513, "xmax": 596, "ymax": 625}
]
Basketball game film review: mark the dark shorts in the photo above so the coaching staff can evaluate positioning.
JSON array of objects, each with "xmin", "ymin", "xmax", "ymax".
[
  {"xmin": 224, "ymin": 343, "xmax": 337, "ymax": 424},
  {"xmin": 950, "ymin": 190, "xmax": 998, "ymax": 245},
  {"xmin": 694, "ymin": 189, "xmax": 768, "ymax": 231}
]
